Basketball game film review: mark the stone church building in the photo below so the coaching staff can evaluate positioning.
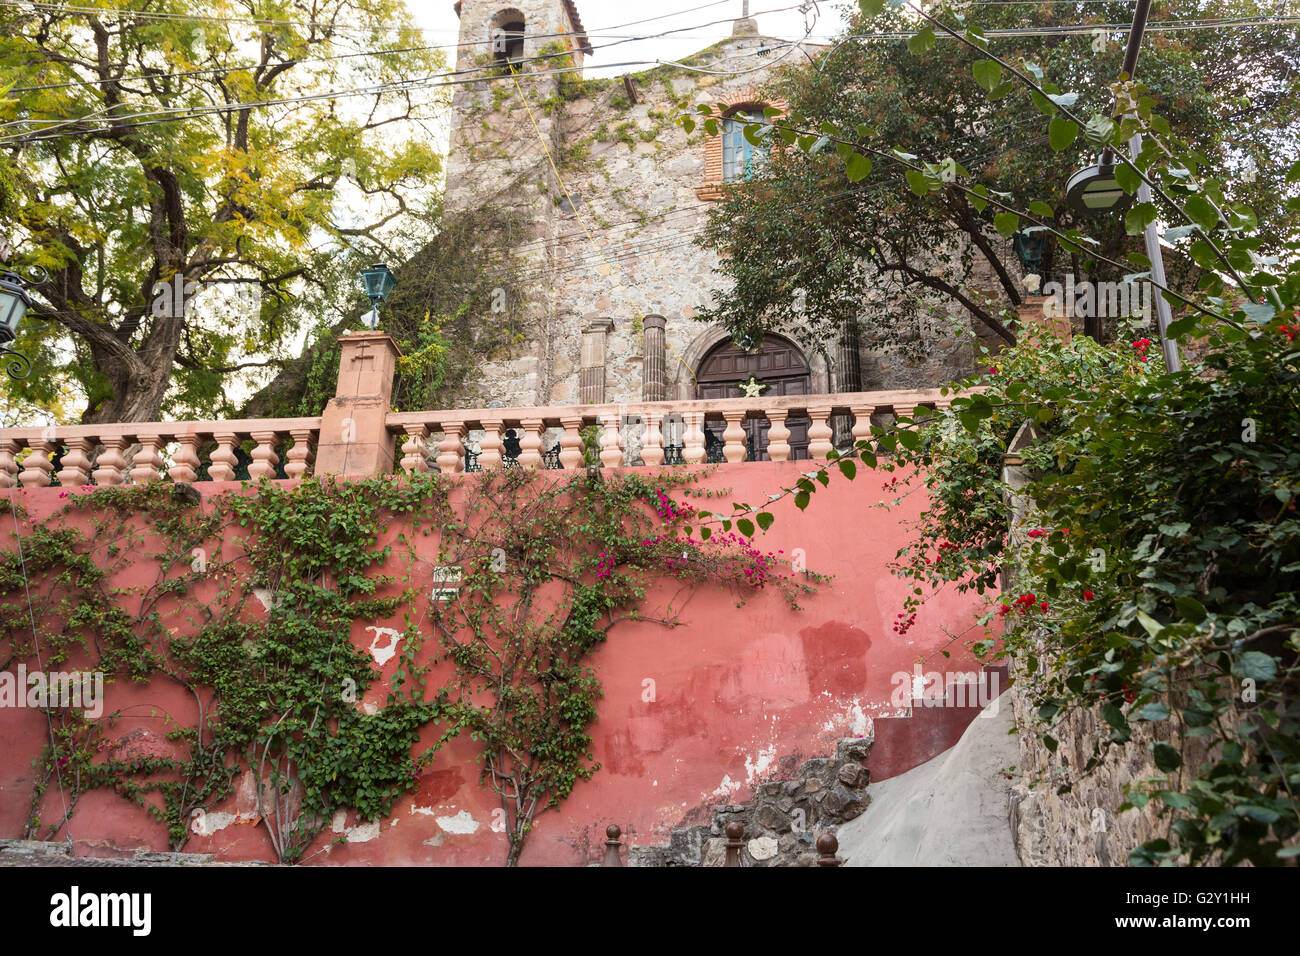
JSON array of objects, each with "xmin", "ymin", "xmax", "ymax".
[{"xmin": 440, "ymin": 0, "xmax": 991, "ymax": 428}]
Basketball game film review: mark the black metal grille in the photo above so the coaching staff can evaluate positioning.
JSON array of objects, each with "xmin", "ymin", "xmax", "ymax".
[
  {"xmin": 704, "ymin": 431, "xmax": 725, "ymax": 464},
  {"xmin": 464, "ymin": 442, "xmax": 563, "ymax": 472}
]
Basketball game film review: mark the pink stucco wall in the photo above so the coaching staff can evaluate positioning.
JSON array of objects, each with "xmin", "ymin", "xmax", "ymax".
[{"xmin": 0, "ymin": 460, "xmax": 998, "ymax": 865}]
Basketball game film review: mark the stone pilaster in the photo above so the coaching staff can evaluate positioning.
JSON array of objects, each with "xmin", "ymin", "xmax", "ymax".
[{"xmin": 580, "ymin": 317, "xmax": 614, "ymax": 404}]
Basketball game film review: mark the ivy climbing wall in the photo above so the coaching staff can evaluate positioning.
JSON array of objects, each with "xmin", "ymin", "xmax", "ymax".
[{"xmin": 0, "ymin": 461, "xmax": 995, "ymax": 866}]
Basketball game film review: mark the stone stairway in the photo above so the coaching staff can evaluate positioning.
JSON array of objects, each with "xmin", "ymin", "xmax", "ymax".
[{"xmin": 629, "ymin": 664, "xmax": 1009, "ymax": 866}]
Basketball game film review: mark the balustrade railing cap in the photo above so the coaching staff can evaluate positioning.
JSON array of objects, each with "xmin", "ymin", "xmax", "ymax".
[
  {"xmin": 0, "ymin": 416, "xmax": 322, "ymax": 442},
  {"xmin": 383, "ymin": 387, "xmax": 973, "ymax": 431}
]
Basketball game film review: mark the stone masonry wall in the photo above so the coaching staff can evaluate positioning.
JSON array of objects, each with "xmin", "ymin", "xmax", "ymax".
[
  {"xmin": 1007, "ymin": 662, "xmax": 1242, "ymax": 866},
  {"xmin": 1001, "ymin": 446, "xmax": 1247, "ymax": 867},
  {"xmin": 630, "ymin": 736, "xmax": 872, "ymax": 867}
]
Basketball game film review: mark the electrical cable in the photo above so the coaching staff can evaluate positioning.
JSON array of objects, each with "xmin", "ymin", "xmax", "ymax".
[
  {"xmin": 6, "ymin": 0, "xmax": 742, "ymax": 94},
  {"xmin": 1, "ymin": 3, "xmax": 820, "ymax": 143}
]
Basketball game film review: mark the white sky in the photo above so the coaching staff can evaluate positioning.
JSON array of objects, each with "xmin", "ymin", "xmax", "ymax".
[{"xmin": 404, "ymin": 0, "xmax": 848, "ymax": 77}]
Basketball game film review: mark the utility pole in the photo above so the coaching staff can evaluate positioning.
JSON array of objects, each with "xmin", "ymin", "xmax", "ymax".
[{"xmin": 1103, "ymin": 0, "xmax": 1181, "ymax": 371}]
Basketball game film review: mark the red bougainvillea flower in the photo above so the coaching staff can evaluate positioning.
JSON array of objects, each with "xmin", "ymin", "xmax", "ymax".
[
  {"xmin": 1083, "ymin": 590, "xmax": 1095, "ymax": 601},
  {"xmin": 1039, "ymin": 601, "xmax": 1049, "ymax": 612},
  {"xmin": 1027, "ymin": 528, "xmax": 1047, "ymax": 538},
  {"xmin": 892, "ymin": 610, "xmax": 918, "ymax": 634},
  {"xmin": 1278, "ymin": 324, "xmax": 1297, "ymax": 341}
]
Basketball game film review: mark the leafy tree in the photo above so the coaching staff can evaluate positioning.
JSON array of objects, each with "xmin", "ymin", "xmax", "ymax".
[
  {"xmin": 0, "ymin": 0, "xmax": 445, "ymax": 423},
  {"xmin": 691, "ymin": 0, "xmax": 1299, "ymax": 358}
]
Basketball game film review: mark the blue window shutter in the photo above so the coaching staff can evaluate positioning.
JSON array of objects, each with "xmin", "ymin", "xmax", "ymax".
[{"xmin": 723, "ymin": 111, "xmax": 769, "ymax": 182}]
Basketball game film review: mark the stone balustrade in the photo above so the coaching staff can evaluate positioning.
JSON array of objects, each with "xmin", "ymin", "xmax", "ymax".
[
  {"xmin": 386, "ymin": 387, "xmax": 962, "ymax": 475},
  {"xmin": 0, "ymin": 329, "xmax": 976, "ymax": 487},
  {"xmin": 0, "ymin": 418, "xmax": 322, "ymax": 488}
]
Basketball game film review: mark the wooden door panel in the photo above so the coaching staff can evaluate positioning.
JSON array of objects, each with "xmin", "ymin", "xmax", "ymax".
[{"xmin": 694, "ymin": 335, "xmax": 813, "ymax": 461}]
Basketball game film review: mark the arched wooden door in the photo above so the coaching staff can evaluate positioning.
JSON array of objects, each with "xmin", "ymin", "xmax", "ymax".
[{"xmin": 696, "ymin": 335, "xmax": 811, "ymax": 460}]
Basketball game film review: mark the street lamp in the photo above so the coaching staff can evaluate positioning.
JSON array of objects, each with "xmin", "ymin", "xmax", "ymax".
[
  {"xmin": 359, "ymin": 263, "xmax": 397, "ymax": 330},
  {"xmin": 0, "ymin": 266, "xmax": 42, "ymax": 380},
  {"xmin": 1064, "ymin": 0, "xmax": 1181, "ymax": 372},
  {"xmin": 1064, "ymin": 162, "xmax": 1131, "ymax": 215},
  {"xmin": 1012, "ymin": 231, "xmax": 1046, "ymax": 275}
]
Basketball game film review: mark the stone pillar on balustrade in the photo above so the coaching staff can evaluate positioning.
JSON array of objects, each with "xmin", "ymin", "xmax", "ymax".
[
  {"xmin": 1016, "ymin": 294, "xmax": 1071, "ymax": 345},
  {"xmin": 313, "ymin": 331, "xmax": 402, "ymax": 478}
]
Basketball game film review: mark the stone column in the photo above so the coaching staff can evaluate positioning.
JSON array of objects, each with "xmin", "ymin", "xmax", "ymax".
[
  {"xmin": 580, "ymin": 318, "xmax": 614, "ymax": 404},
  {"xmin": 642, "ymin": 314, "xmax": 667, "ymax": 402},
  {"xmin": 314, "ymin": 331, "xmax": 403, "ymax": 477},
  {"xmin": 837, "ymin": 318, "xmax": 862, "ymax": 392}
]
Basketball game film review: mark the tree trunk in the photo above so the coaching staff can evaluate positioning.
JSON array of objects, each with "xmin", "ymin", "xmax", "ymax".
[{"xmin": 78, "ymin": 312, "xmax": 185, "ymax": 424}]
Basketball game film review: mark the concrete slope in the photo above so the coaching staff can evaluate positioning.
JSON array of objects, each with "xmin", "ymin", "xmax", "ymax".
[{"xmin": 840, "ymin": 695, "xmax": 1019, "ymax": 866}]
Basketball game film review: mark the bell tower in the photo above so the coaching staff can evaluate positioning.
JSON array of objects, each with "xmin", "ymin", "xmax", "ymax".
[{"xmin": 443, "ymin": 0, "xmax": 591, "ymax": 214}]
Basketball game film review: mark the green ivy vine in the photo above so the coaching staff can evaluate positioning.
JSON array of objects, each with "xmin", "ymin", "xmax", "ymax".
[{"xmin": 2, "ymin": 467, "xmax": 820, "ymax": 865}]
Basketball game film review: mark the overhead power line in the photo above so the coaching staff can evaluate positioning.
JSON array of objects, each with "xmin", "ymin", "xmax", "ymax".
[
  {"xmin": 1, "ymin": 0, "xmax": 732, "ymax": 34},
  {"xmin": 0, "ymin": 2, "xmax": 820, "ymax": 144}
]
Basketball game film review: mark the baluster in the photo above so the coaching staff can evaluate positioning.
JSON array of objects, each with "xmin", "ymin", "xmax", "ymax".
[
  {"xmin": 92, "ymin": 436, "xmax": 129, "ymax": 486},
  {"xmin": 208, "ymin": 432, "xmax": 239, "ymax": 481},
  {"xmin": 602, "ymin": 824, "xmax": 624, "ymax": 867},
  {"xmin": 641, "ymin": 414, "xmax": 665, "ymax": 467},
  {"xmin": 893, "ymin": 404, "xmax": 916, "ymax": 425},
  {"xmin": 18, "ymin": 439, "xmax": 54, "ymax": 487},
  {"xmin": 850, "ymin": 404, "xmax": 875, "ymax": 449},
  {"xmin": 721, "ymin": 411, "xmax": 747, "ymax": 463},
  {"xmin": 399, "ymin": 424, "xmax": 430, "ymax": 474},
  {"xmin": 0, "ymin": 439, "xmax": 18, "ymax": 488},
  {"xmin": 724, "ymin": 822, "xmax": 745, "ymax": 867},
  {"xmin": 478, "ymin": 419, "xmax": 504, "ymax": 471},
  {"xmin": 807, "ymin": 405, "xmax": 835, "ymax": 460},
  {"xmin": 558, "ymin": 416, "xmax": 584, "ymax": 470},
  {"xmin": 57, "ymin": 437, "xmax": 93, "ymax": 486},
  {"xmin": 128, "ymin": 434, "xmax": 166, "ymax": 484},
  {"xmin": 285, "ymin": 428, "xmax": 315, "ymax": 480},
  {"xmin": 766, "ymin": 409, "xmax": 791, "ymax": 462},
  {"xmin": 247, "ymin": 430, "xmax": 280, "ymax": 479},
  {"xmin": 169, "ymin": 434, "xmax": 201, "ymax": 483},
  {"xmin": 518, "ymin": 418, "xmax": 544, "ymax": 469},
  {"xmin": 598, "ymin": 411, "xmax": 623, "ymax": 468},
  {"xmin": 435, "ymin": 423, "xmax": 465, "ymax": 475},
  {"xmin": 682, "ymin": 411, "xmax": 706, "ymax": 464}
]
